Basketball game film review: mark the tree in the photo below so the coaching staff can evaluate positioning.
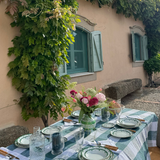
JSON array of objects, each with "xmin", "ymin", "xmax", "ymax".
[{"xmin": 143, "ymin": 54, "xmax": 160, "ymax": 87}]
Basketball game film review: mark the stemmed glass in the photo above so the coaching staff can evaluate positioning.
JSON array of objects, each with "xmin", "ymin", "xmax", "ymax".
[{"xmin": 74, "ymin": 127, "xmax": 84, "ymax": 152}]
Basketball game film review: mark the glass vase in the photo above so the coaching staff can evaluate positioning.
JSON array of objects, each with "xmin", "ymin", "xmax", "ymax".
[{"xmin": 81, "ymin": 114, "xmax": 96, "ymax": 134}]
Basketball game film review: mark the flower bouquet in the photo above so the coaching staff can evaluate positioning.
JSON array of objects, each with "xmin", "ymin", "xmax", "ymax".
[{"xmin": 69, "ymin": 88, "xmax": 108, "ymax": 122}]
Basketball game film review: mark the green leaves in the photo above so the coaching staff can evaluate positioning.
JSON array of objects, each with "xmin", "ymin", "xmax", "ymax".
[{"xmin": 5, "ymin": 0, "xmax": 79, "ymax": 127}]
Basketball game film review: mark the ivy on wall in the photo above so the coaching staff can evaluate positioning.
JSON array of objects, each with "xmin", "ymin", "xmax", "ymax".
[{"xmin": 3, "ymin": 0, "xmax": 79, "ymax": 127}]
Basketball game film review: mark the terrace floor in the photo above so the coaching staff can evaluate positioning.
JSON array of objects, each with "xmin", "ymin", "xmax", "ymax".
[{"xmin": 121, "ymin": 86, "xmax": 160, "ymax": 159}]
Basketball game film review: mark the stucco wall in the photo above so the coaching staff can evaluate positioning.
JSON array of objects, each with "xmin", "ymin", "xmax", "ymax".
[{"xmin": 0, "ymin": 1, "xmax": 148, "ymax": 132}]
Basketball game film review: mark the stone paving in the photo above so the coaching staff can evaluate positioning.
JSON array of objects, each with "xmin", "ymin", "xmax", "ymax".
[{"xmin": 121, "ymin": 87, "xmax": 160, "ymax": 117}]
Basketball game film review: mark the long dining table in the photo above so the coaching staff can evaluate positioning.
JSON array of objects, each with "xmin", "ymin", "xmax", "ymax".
[{"xmin": 3, "ymin": 108, "xmax": 158, "ymax": 160}]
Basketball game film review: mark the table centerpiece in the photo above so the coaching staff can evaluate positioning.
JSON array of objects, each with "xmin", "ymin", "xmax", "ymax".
[{"xmin": 68, "ymin": 87, "xmax": 108, "ymax": 131}]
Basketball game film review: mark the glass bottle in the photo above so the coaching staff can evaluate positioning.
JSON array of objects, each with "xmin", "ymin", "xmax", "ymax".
[{"xmin": 29, "ymin": 126, "xmax": 45, "ymax": 160}]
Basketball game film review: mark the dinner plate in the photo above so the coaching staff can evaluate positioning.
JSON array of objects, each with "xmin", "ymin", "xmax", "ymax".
[
  {"xmin": 81, "ymin": 146, "xmax": 112, "ymax": 160},
  {"xmin": 78, "ymin": 148, "xmax": 114, "ymax": 160},
  {"xmin": 117, "ymin": 118, "xmax": 141, "ymax": 128},
  {"xmin": 119, "ymin": 118, "xmax": 139, "ymax": 127},
  {"xmin": 17, "ymin": 134, "xmax": 32, "ymax": 146},
  {"xmin": 102, "ymin": 123, "xmax": 115, "ymax": 128},
  {"xmin": 71, "ymin": 110, "xmax": 80, "ymax": 118},
  {"xmin": 110, "ymin": 128, "xmax": 133, "ymax": 138},
  {"xmin": 41, "ymin": 126, "xmax": 61, "ymax": 135},
  {"xmin": 15, "ymin": 137, "xmax": 50, "ymax": 148}
]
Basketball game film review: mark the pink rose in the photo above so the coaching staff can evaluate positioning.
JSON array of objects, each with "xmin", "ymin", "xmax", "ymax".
[
  {"xmin": 82, "ymin": 98, "xmax": 89, "ymax": 104},
  {"xmin": 86, "ymin": 104, "xmax": 89, "ymax": 107},
  {"xmin": 73, "ymin": 98, "xmax": 77, "ymax": 103},
  {"xmin": 61, "ymin": 106, "xmax": 66, "ymax": 112},
  {"xmin": 95, "ymin": 93, "xmax": 106, "ymax": 102},
  {"xmin": 76, "ymin": 93, "xmax": 83, "ymax": 99},
  {"xmin": 88, "ymin": 95, "xmax": 91, "ymax": 100},
  {"xmin": 89, "ymin": 97, "xmax": 98, "ymax": 107}
]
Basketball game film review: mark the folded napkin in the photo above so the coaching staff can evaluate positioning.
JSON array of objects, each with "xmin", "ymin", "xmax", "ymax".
[
  {"xmin": 0, "ymin": 147, "xmax": 28, "ymax": 160},
  {"xmin": 83, "ymin": 139, "xmax": 121, "ymax": 154}
]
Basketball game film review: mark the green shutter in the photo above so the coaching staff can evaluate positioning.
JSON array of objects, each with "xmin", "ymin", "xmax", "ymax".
[
  {"xmin": 143, "ymin": 35, "xmax": 148, "ymax": 60},
  {"xmin": 131, "ymin": 31, "xmax": 136, "ymax": 62},
  {"xmin": 59, "ymin": 62, "xmax": 67, "ymax": 76},
  {"xmin": 90, "ymin": 31, "xmax": 103, "ymax": 72}
]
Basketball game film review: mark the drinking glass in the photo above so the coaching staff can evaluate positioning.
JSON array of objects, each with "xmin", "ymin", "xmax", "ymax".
[
  {"xmin": 108, "ymin": 107, "xmax": 122, "ymax": 124},
  {"xmin": 74, "ymin": 128, "xmax": 84, "ymax": 152},
  {"xmin": 101, "ymin": 107, "xmax": 110, "ymax": 122},
  {"xmin": 51, "ymin": 132, "xmax": 64, "ymax": 155}
]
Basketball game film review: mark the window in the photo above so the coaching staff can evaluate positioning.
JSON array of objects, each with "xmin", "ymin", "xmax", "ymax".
[
  {"xmin": 59, "ymin": 28, "xmax": 103, "ymax": 76},
  {"xmin": 67, "ymin": 28, "xmax": 88, "ymax": 74},
  {"xmin": 131, "ymin": 27, "xmax": 148, "ymax": 62}
]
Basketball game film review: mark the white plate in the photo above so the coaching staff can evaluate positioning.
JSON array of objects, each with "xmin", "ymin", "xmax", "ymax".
[
  {"xmin": 41, "ymin": 126, "xmax": 61, "ymax": 135},
  {"xmin": 81, "ymin": 146, "xmax": 112, "ymax": 160},
  {"xmin": 17, "ymin": 134, "xmax": 32, "ymax": 145},
  {"xmin": 117, "ymin": 118, "xmax": 141, "ymax": 128},
  {"xmin": 78, "ymin": 148, "xmax": 114, "ymax": 160},
  {"xmin": 71, "ymin": 110, "xmax": 80, "ymax": 118},
  {"xmin": 102, "ymin": 123, "xmax": 115, "ymax": 128},
  {"xmin": 15, "ymin": 137, "xmax": 50, "ymax": 148},
  {"xmin": 110, "ymin": 129, "xmax": 133, "ymax": 138}
]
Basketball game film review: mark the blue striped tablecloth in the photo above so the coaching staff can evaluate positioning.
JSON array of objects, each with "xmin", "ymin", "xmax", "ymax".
[{"xmin": 7, "ymin": 108, "xmax": 158, "ymax": 160}]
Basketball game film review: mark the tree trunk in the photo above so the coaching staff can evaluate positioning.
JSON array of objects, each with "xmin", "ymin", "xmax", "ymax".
[
  {"xmin": 148, "ymin": 74, "xmax": 155, "ymax": 87},
  {"xmin": 41, "ymin": 115, "xmax": 48, "ymax": 127}
]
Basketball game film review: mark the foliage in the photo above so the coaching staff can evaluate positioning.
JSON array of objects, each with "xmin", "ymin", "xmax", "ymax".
[
  {"xmin": 6, "ymin": 0, "xmax": 80, "ymax": 127},
  {"xmin": 67, "ymin": 85, "xmax": 108, "ymax": 121},
  {"xmin": 143, "ymin": 54, "xmax": 160, "ymax": 86},
  {"xmin": 0, "ymin": 0, "xmax": 28, "ymax": 15}
]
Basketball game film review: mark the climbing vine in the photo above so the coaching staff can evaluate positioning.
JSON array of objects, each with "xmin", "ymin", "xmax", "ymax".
[{"xmin": 4, "ymin": 0, "xmax": 79, "ymax": 127}]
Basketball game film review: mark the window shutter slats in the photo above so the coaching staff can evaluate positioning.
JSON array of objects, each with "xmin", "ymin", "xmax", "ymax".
[
  {"xmin": 90, "ymin": 31, "xmax": 103, "ymax": 72},
  {"xmin": 143, "ymin": 35, "xmax": 148, "ymax": 60},
  {"xmin": 131, "ymin": 31, "xmax": 136, "ymax": 62}
]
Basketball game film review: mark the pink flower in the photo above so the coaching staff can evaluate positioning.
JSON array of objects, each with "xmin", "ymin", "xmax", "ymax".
[
  {"xmin": 82, "ymin": 98, "xmax": 89, "ymax": 104},
  {"xmin": 88, "ymin": 95, "xmax": 91, "ymax": 100},
  {"xmin": 70, "ymin": 90, "xmax": 77, "ymax": 98},
  {"xmin": 86, "ymin": 104, "xmax": 89, "ymax": 107},
  {"xmin": 79, "ymin": 91, "xmax": 83, "ymax": 95},
  {"xmin": 95, "ymin": 93, "xmax": 106, "ymax": 102},
  {"xmin": 112, "ymin": 100, "xmax": 116, "ymax": 103},
  {"xmin": 76, "ymin": 93, "xmax": 83, "ymax": 99},
  {"xmin": 61, "ymin": 106, "xmax": 66, "ymax": 112},
  {"xmin": 89, "ymin": 97, "xmax": 99, "ymax": 107},
  {"xmin": 99, "ymin": 88, "xmax": 102, "ymax": 92},
  {"xmin": 73, "ymin": 98, "xmax": 77, "ymax": 103}
]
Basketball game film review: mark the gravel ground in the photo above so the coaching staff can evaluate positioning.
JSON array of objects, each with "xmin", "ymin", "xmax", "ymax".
[{"xmin": 121, "ymin": 87, "xmax": 160, "ymax": 117}]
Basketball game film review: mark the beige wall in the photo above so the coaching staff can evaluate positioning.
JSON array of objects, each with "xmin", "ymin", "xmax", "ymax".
[{"xmin": 0, "ymin": 1, "xmax": 148, "ymax": 132}]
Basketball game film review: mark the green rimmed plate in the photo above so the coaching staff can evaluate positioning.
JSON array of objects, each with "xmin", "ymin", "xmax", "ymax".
[
  {"xmin": 15, "ymin": 135, "xmax": 50, "ymax": 148},
  {"xmin": 117, "ymin": 118, "xmax": 141, "ymax": 128},
  {"xmin": 102, "ymin": 123, "xmax": 115, "ymax": 128},
  {"xmin": 17, "ymin": 134, "xmax": 32, "ymax": 146},
  {"xmin": 78, "ymin": 148, "xmax": 114, "ymax": 160},
  {"xmin": 71, "ymin": 110, "xmax": 80, "ymax": 118},
  {"xmin": 41, "ymin": 126, "xmax": 61, "ymax": 135},
  {"xmin": 110, "ymin": 128, "xmax": 133, "ymax": 138},
  {"xmin": 81, "ymin": 146, "xmax": 113, "ymax": 160}
]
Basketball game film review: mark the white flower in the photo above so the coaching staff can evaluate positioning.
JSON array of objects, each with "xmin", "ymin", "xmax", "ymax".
[{"xmin": 82, "ymin": 98, "xmax": 88, "ymax": 104}]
